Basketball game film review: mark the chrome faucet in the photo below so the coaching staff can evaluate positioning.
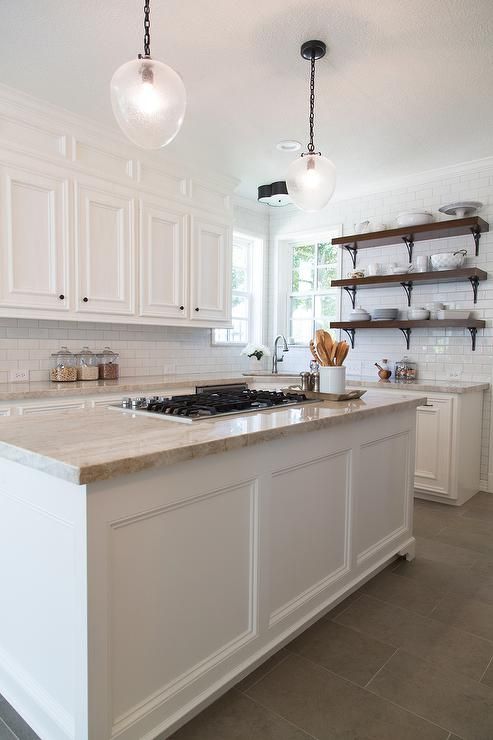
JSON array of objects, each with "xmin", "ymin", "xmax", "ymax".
[{"xmin": 272, "ymin": 334, "xmax": 289, "ymax": 374}]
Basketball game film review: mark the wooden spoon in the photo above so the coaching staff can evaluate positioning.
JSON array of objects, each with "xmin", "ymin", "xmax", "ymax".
[
  {"xmin": 316, "ymin": 339, "xmax": 330, "ymax": 366},
  {"xmin": 320, "ymin": 330, "xmax": 333, "ymax": 360},
  {"xmin": 309, "ymin": 339, "xmax": 322, "ymax": 365},
  {"xmin": 336, "ymin": 342, "xmax": 350, "ymax": 366}
]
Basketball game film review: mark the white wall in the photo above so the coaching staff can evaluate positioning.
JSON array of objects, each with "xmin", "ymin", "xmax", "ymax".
[{"xmin": 269, "ymin": 158, "xmax": 493, "ymax": 487}]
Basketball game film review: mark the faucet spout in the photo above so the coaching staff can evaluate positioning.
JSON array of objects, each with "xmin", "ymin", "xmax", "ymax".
[{"xmin": 272, "ymin": 334, "xmax": 289, "ymax": 374}]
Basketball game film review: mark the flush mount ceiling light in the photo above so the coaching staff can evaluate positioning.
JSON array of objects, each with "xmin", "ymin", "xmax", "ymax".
[
  {"xmin": 276, "ymin": 140, "xmax": 302, "ymax": 152},
  {"xmin": 257, "ymin": 181, "xmax": 291, "ymax": 207},
  {"xmin": 110, "ymin": 0, "xmax": 186, "ymax": 149},
  {"xmin": 286, "ymin": 40, "xmax": 336, "ymax": 212}
]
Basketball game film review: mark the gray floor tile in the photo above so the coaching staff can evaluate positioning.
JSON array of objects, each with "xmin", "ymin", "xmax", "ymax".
[
  {"xmin": 441, "ymin": 564, "xmax": 493, "ymax": 607},
  {"xmin": 0, "ymin": 718, "xmax": 17, "ymax": 740},
  {"xmin": 168, "ymin": 690, "xmax": 312, "ymax": 739},
  {"xmin": 413, "ymin": 505, "xmax": 462, "ymax": 537},
  {"xmin": 433, "ymin": 522, "xmax": 493, "ymax": 558},
  {"xmin": 245, "ymin": 653, "xmax": 448, "ymax": 740},
  {"xmin": 368, "ymin": 649, "xmax": 493, "ymax": 740},
  {"xmin": 460, "ymin": 505, "xmax": 493, "ymax": 523},
  {"xmin": 0, "ymin": 696, "xmax": 39, "ymax": 740},
  {"xmin": 323, "ymin": 589, "xmax": 364, "ymax": 619},
  {"xmin": 235, "ymin": 649, "xmax": 289, "ymax": 692},
  {"xmin": 414, "ymin": 536, "xmax": 479, "ymax": 567},
  {"xmin": 431, "ymin": 593, "xmax": 493, "ymax": 642},
  {"xmin": 392, "ymin": 555, "xmax": 473, "ymax": 592},
  {"xmin": 361, "ymin": 568, "xmax": 442, "ymax": 615},
  {"xmin": 462, "ymin": 492, "xmax": 493, "ymax": 509},
  {"xmin": 286, "ymin": 618, "xmax": 395, "ymax": 686},
  {"xmin": 334, "ymin": 594, "xmax": 493, "ymax": 680}
]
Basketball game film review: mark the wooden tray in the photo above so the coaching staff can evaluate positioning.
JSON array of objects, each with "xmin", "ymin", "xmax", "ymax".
[{"xmin": 283, "ymin": 386, "xmax": 367, "ymax": 402}]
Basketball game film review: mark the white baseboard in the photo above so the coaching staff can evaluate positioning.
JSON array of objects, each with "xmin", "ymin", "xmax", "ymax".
[{"xmin": 480, "ymin": 479, "xmax": 492, "ymax": 493}]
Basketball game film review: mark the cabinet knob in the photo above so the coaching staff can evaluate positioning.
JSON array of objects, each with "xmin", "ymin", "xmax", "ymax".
[
  {"xmin": 195, "ymin": 307, "xmax": 200, "ymax": 312},
  {"xmin": 58, "ymin": 294, "xmax": 65, "ymax": 300},
  {"xmin": 82, "ymin": 297, "xmax": 88, "ymax": 303},
  {"xmin": 179, "ymin": 305, "xmax": 184, "ymax": 311}
]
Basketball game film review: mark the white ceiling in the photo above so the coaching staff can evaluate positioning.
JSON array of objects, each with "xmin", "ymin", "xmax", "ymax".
[{"xmin": 1, "ymin": 0, "xmax": 493, "ymax": 200}]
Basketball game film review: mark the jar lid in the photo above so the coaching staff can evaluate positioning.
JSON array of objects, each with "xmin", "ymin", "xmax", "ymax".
[
  {"xmin": 99, "ymin": 346, "xmax": 119, "ymax": 359},
  {"xmin": 51, "ymin": 345, "xmax": 74, "ymax": 359},
  {"xmin": 77, "ymin": 346, "xmax": 94, "ymax": 356}
]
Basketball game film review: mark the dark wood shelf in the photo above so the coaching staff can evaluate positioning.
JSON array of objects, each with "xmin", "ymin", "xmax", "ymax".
[
  {"xmin": 331, "ymin": 267, "xmax": 487, "ymax": 307},
  {"xmin": 331, "ymin": 216, "xmax": 489, "ymax": 266},
  {"xmin": 330, "ymin": 319, "xmax": 486, "ymax": 351}
]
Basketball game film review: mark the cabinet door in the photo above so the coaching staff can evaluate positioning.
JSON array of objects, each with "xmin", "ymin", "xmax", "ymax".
[
  {"xmin": 0, "ymin": 164, "xmax": 69, "ymax": 310},
  {"xmin": 18, "ymin": 400, "xmax": 86, "ymax": 415},
  {"xmin": 139, "ymin": 200, "xmax": 188, "ymax": 319},
  {"xmin": 414, "ymin": 397, "xmax": 453, "ymax": 497},
  {"xmin": 76, "ymin": 180, "xmax": 135, "ymax": 315},
  {"xmin": 190, "ymin": 217, "xmax": 231, "ymax": 323}
]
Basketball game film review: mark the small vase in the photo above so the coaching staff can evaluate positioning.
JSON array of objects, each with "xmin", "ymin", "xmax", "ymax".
[{"xmin": 319, "ymin": 366, "xmax": 346, "ymax": 394}]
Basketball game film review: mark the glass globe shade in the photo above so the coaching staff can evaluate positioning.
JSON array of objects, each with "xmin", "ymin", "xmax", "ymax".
[
  {"xmin": 110, "ymin": 58, "xmax": 186, "ymax": 149},
  {"xmin": 286, "ymin": 153, "xmax": 336, "ymax": 212}
]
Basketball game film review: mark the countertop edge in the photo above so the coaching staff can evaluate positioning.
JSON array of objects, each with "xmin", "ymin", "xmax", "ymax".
[{"xmin": 1, "ymin": 395, "xmax": 426, "ymax": 486}]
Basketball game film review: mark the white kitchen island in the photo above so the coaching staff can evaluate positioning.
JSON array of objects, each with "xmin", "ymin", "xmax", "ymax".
[{"xmin": 0, "ymin": 391, "xmax": 424, "ymax": 740}]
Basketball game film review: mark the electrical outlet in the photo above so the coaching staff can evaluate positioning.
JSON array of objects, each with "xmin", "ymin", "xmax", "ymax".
[{"xmin": 9, "ymin": 368, "xmax": 29, "ymax": 383}]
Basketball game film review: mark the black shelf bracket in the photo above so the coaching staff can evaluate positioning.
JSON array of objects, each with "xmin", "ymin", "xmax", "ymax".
[
  {"xmin": 341, "ymin": 328, "xmax": 356, "ymax": 349},
  {"xmin": 400, "ymin": 281, "xmax": 413, "ymax": 307},
  {"xmin": 344, "ymin": 244, "xmax": 357, "ymax": 269},
  {"xmin": 468, "ymin": 327, "xmax": 478, "ymax": 351},
  {"xmin": 343, "ymin": 286, "xmax": 357, "ymax": 309},
  {"xmin": 399, "ymin": 328, "xmax": 412, "ymax": 350},
  {"xmin": 402, "ymin": 236, "xmax": 414, "ymax": 263},
  {"xmin": 471, "ymin": 227, "xmax": 481, "ymax": 256},
  {"xmin": 468, "ymin": 276, "xmax": 480, "ymax": 304}
]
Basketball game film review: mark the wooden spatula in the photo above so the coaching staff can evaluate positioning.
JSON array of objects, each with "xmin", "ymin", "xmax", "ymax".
[
  {"xmin": 329, "ymin": 340, "xmax": 338, "ymax": 366},
  {"xmin": 309, "ymin": 339, "xmax": 322, "ymax": 365},
  {"xmin": 336, "ymin": 341, "xmax": 349, "ymax": 366}
]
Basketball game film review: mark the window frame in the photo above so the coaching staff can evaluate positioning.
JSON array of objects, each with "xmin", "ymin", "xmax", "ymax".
[
  {"xmin": 273, "ymin": 226, "xmax": 343, "ymax": 347},
  {"xmin": 211, "ymin": 230, "xmax": 264, "ymax": 347}
]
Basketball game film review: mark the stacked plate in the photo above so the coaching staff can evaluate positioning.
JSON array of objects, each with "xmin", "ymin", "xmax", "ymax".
[{"xmin": 371, "ymin": 308, "xmax": 399, "ymax": 321}]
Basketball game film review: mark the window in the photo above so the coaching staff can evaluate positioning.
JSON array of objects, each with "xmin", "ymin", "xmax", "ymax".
[
  {"xmin": 213, "ymin": 232, "xmax": 263, "ymax": 345},
  {"xmin": 275, "ymin": 229, "xmax": 341, "ymax": 346}
]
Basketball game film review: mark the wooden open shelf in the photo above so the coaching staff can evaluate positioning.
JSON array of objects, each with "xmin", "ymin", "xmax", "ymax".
[
  {"xmin": 331, "ymin": 267, "xmax": 487, "ymax": 307},
  {"xmin": 331, "ymin": 216, "xmax": 489, "ymax": 266},
  {"xmin": 330, "ymin": 319, "xmax": 486, "ymax": 351}
]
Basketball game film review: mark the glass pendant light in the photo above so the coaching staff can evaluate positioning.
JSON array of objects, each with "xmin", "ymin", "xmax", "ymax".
[
  {"xmin": 286, "ymin": 40, "xmax": 336, "ymax": 212},
  {"xmin": 110, "ymin": 0, "xmax": 186, "ymax": 150}
]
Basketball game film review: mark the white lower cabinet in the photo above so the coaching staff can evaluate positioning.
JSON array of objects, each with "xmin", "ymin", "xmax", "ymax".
[{"xmin": 413, "ymin": 391, "xmax": 483, "ymax": 505}]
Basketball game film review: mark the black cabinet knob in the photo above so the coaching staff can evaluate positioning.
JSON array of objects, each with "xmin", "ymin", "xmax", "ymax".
[
  {"xmin": 82, "ymin": 297, "xmax": 88, "ymax": 303},
  {"xmin": 58, "ymin": 294, "xmax": 65, "ymax": 300},
  {"xmin": 195, "ymin": 307, "xmax": 200, "ymax": 312},
  {"xmin": 179, "ymin": 305, "xmax": 184, "ymax": 311}
]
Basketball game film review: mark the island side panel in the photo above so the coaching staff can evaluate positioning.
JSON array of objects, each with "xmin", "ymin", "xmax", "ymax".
[
  {"xmin": 85, "ymin": 405, "xmax": 417, "ymax": 740},
  {"xmin": 0, "ymin": 458, "xmax": 89, "ymax": 740}
]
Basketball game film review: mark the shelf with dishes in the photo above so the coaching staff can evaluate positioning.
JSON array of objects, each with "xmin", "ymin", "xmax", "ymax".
[
  {"xmin": 330, "ymin": 318, "xmax": 486, "ymax": 351},
  {"xmin": 331, "ymin": 267, "xmax": 488, "ymax": 308},
  {"xmin": 331, "ymin": 216, "xmax": 489, "ymax": 267}
]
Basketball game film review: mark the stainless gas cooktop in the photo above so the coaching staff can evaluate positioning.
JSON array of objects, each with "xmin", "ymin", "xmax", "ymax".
[{"xmin": 109, "ymin": 383, "xmax": 315, "ymax": 424}]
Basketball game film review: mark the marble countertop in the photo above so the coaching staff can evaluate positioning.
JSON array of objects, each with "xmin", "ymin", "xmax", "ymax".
[
  {"xmin": 0, "ymin": 391, "xmax": 426, "ymax": 485},
  {"xmin": 0, "ymin": 373, "xmax": 253, "ymax": 402},
  {"xmin": 246, "ymin": 372, "xmax": 489, "ymax": 395}
]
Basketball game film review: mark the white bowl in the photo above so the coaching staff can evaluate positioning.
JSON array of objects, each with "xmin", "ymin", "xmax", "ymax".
[
  {"xmin": 436, "ymin": 310, "xmax": 471, "ymax": 320},
  {"xmin": 349, "ymin": 311, "xmax": 370, "ymax": 321},
  {"xmin": 430, "ymin": 251, "xmax": 467, "ymax": 270},
  {"xmin": 408, "ymin": 308, "xmax": 430, "ymax": 320},
  {"xmin": 396, "ymin": 211, "xmax": 433, "ymax": 227}
]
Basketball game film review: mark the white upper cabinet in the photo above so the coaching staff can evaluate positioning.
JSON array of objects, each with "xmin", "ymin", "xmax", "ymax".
[
  {"xmin": 75, "ymin": 179, "xmax": 135, "ymax": 315},
  {"xmin": 139, "ymin": 200, "xmax": 188, "ymax": 320},
  {"xmin": 190, "ymin": 217, "xmax": 231, "ymax": 323},
  {"xmin": 0, "ymin": 163, "xmax": 69, "ymax": 310}
]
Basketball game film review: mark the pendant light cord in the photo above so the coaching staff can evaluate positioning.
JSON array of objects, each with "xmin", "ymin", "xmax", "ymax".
[
  {"xmin": 308, "ymin": 54, "xmax": 316, "ymax": 153},
  {"xmin": 140, "ymin": 0, "xmax": 151, "ymax": 59}
]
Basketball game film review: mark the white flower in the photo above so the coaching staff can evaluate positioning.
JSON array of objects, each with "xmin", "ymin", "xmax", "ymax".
[{"xmin": 240, "ymin": 343, "xmax": 271, "ymax": 360}]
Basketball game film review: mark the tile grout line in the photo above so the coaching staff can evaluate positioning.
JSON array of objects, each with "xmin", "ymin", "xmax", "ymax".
[
  {"xmin": 363, "ymin": 648, "xmax": 399, "ymax": 689},
  {"xmin": 237, "ymin": 653, "xmax": 291, "ymax": 694},
  {"xmin": 324, "ymin": 592, "xmax": 365, "ymax": 622},
  {"xmin": 241, "ymin": 692, "xmax": 319, "ymax": 740},
  {"xmin": 0, "ymin": 716, "xmax": 18, "ymax": 740},
  {"xmin": 479, "ymin": 653, "xmax": 493, "ymax": 683}
]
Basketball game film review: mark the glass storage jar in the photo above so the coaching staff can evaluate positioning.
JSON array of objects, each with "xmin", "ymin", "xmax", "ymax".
[
  {"xmin": 98, "ymin": 346, "xmax": 120, "ymax": 380},
  {"xmin": 76, "ymin": 346, "xmax": 99, "ymax": 381},
  {"xmin": 395, "ymin": 356, "xmax": 417, "ymax": 382},
  {"xmin": 50, "ymin": 346, "xmax": 77, "ymax": 382}
]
